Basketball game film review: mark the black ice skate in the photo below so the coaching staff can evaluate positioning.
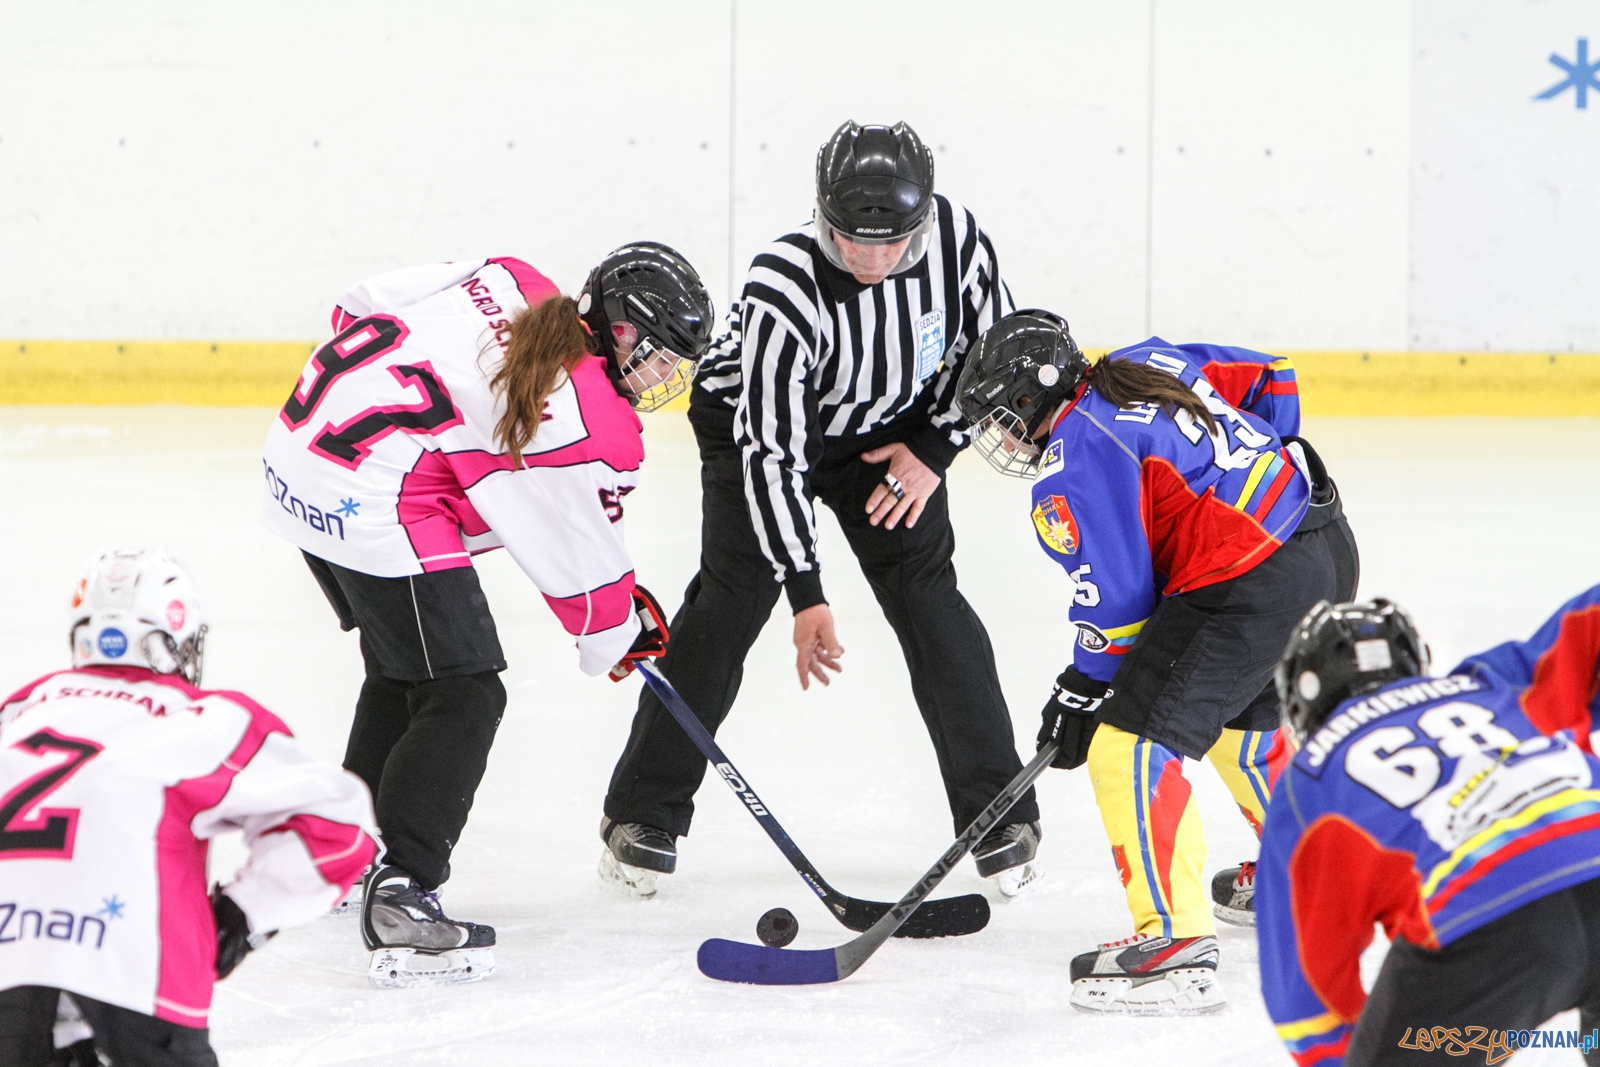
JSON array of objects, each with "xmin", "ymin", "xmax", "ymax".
[
  {"xmin": 1211, "ymin": 862, "xmax": 1256, "ymax": 927},
  {"xmin": 1069, "ymin": 933, "xmax": 1225, "ymax": 1015},
  {"xmin": 972, "ymin": 820, "xmax": 1043, "ymax": 898},
  {"xmin": 361, "ymin": 865, "xmax": 495, "ymax": 988},
  {"xmin": 598, "ymin": 817, "xmax": 676, "ymax": 899}
]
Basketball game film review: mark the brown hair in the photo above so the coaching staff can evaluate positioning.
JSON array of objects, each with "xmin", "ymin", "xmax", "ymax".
[
  {"xmin": 491, "ymin": 296, "xmax": 596, "ymax": 463},
  {"xmin": 1086, "ymin": 356, "xmax": 1219, "ymax": 435}
]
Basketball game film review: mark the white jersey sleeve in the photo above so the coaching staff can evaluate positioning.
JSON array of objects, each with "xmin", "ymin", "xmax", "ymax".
[{"xmin": 192, "ymin": 731, "xmax": 376, "ymax": 935}]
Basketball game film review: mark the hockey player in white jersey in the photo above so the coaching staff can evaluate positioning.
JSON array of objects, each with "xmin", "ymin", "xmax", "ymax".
[
  {"xmin": 0, "ymin": 550, "xmax": 377, "ymax": 1067},
  {"xmin": 261, "ymin": 246, "xmax": 713, "ymax": 984}
]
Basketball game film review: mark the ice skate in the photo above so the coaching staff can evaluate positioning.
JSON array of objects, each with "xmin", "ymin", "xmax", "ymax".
[
  {"xmin": 1211, "ymin": 862, "xmax": 1256, "ymax": 927},
  {"xmin": 1069, "ymin": 933, "xmax": 1225, "ymax": 1015},
  {"xmin": 973, "ymin": 820, "xmax": 1043, "ymax": 898},
  {"xmin": 361, "ymin": 865, "xmax": 495, "ymax": 989},
  {"xmin": 599, "ymin": 817, "xmax": 675, "ymax": 899}
]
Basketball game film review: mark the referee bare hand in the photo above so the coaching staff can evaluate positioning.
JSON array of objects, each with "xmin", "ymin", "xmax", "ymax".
[
  {"xmin": 862, "ymin": 444, "xmax": 941, "ymax": 530},
  {"xmin": 793, "ymin": 604, "xmax": 844, "ymax": 690}
]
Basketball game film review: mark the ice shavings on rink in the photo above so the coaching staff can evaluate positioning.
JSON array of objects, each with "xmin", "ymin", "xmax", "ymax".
[{"xmin": 1, "ymin": 408, "xmax": 1597, "ymax": 1066}]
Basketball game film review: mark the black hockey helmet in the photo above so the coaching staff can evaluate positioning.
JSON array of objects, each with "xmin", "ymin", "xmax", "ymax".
[
  {"xmin": 579, "ymin": 241, "xmax": 714, "ymax": 411},
  {"xmin": 814, "ymin": 121, "xmax": 936, "ymax": 277},
  {"xmin": 956, "ymin": 310, "xmax": 1090, "ymax": 477},
  {"xmin": 1275, "ymin": 599, "xmax": 1430, "ymax": 746}
]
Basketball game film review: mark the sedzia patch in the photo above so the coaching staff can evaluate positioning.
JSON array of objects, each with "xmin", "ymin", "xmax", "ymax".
[
  {"xmin": 915, "ymin": 309, "xmax": 944, "ymax": 381},
  {"xmin": 1031, "ymin": 493, "xmax": 1080, "ymax": 555}
]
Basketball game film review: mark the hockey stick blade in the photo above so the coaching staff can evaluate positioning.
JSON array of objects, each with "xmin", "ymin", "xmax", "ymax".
[
  {"xmin": 638, "ymin": 662, "xmax": 988, "ymax": 939},
  {"xmin": 697, "ymin": 741, "xmax": 1059, "ymax": 985}
]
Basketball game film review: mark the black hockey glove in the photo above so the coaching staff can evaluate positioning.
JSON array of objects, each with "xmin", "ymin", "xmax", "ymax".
[
  {"xmin": 212, "ymin": 884, "xmax": 275, "ymax": 980},
  {"xmin": 609, "ymin": 584, "xmax": 671, "ymax": 682},
  {"xmin": 1037, "ymin": 667, "xmax": 1110, "ymax": 770}
]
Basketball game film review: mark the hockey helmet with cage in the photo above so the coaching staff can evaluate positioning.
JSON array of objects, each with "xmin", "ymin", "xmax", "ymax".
[
  {"xmin": 578, "ymin": 242, "xmax": 714, "ymax": 412},
  {"xmin": 814, "ymin": 121, "xmax": 937, "ymax": 278},
  {"xmin": 956, "ymin": 310, "xmax": 1090, "ymax": 477},
  {"xmin": 69, "ymin": 549, "xmax": 208, "ymax": 686},
  {"xmin": 1275, "ymin": 598, "xmax": 1429, "ymax": 747}
]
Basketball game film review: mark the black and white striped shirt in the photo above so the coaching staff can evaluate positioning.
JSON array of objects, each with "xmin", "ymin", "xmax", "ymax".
[{"xmin": 695, "ymin": 195, "xmax": 1013, "ymax": 610}]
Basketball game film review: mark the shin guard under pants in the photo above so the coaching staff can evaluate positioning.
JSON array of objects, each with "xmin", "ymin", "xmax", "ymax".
[
  {"xmin": 1204, "ymin": 727, "xmax": 1293, "ymax": 838},
  {"xmin": 1088, "ymin": 724, "xmax": 1213, "ymax": 939}
]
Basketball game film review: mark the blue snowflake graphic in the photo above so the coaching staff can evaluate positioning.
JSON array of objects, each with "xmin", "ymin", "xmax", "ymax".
[
  {"xmin": 97, "ymin": 895, "xmax": 125, "ymax": 920},
  {"xmin": 1536, "ymin": 37, "xmax": 1600, "ymax": 109},
  {"xmin": 336, "ymin": 498, "xmax": 361, "ymax": 518}
]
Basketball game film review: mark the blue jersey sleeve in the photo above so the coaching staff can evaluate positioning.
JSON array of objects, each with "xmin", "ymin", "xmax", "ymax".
[
  {"xmin": 1030, "ymin": 418, "xmax": 1158, "ymax": 683},
  {"xmin": 1171, "ymin": 341, "xmax": 1301, "ymax": 439},
  {"xmin": 1453, "ymin": 584, "xmax": 1600, "ymax": 746}
]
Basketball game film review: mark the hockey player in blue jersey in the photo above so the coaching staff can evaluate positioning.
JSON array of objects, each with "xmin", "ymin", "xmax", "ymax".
[
  {"xmin": 955, "ymin": 312, "xmax": 1359, "ymax": 1014},
  {"xmin": 1259, "ymin": 587, "xmax": 1600, "ymax": 1066}
]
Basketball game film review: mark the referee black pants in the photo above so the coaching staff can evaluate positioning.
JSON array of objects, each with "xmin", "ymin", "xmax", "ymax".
[
  {"xmin": 604, "ymin": 398, "xmax": 1038, "ymax": 838},
  {"xmin": 304, "ymin": 553, "xmax": 507, "ymax": 891}
]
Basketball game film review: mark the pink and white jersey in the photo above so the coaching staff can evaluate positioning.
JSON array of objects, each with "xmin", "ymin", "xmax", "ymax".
[
  {"xmin": 0, "ymin": 666, "xmax": 377, "ymax": 1028},
  {"xmin": 262, "ymin": 257, "xmax": 646, "ymax": 676}
]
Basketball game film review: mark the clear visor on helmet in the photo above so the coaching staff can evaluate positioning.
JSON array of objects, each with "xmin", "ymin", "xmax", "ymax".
[
  {"xmin": 813, "ymin": 200, "xmax": 937, "ymax": 278},
  {"xmin": 611, "ymin": 321, "xmax": 691, "ymax": 412},
  {"xmin": 970, "ymin": 407, "xmax": 1045, "ymax": 478}
]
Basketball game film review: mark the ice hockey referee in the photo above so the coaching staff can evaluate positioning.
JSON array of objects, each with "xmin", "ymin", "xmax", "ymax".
[{"xmin": 598, "ymin": 119, "xmax": 1042, "ymax": 898}]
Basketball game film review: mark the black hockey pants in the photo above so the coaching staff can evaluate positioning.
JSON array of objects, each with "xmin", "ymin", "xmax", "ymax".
[
  {"xmin": 1347, "ymin": 876, "xmax": 1600, "ymax": 1066},
  {"xmin": 304, "ymin": 553, "xmax": 506, "ymax": 891},
  {"xmin": 603, "ymin": 396, "xmax": 1037, "ymax": 838},
  {"xmin": 0, "ymin": 986, "xmax": 218, "ymax": 1067}
]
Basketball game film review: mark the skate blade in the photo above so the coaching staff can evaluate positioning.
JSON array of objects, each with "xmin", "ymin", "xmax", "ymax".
[
  {"xmin": 598, "ymin": 849, "xmax": 658, "ymax": 900},
  {"xmin": 990, "ymin": 860, "xmax": 1045, "ymax": 900},
  {"xmin": 1070, "ymin": 968, "xmax": 1226, "ymax": 1016},
  {"xmin": 330, "ymin": 890, "xmax": 363, "ymax": 916},
  {"xmin": 367, "ymin": 947, "xmax": 495, "ymax": 989},
  {"xmin": 1212, "ymin": 902, "xmax": 1255, "ymax": 928}
]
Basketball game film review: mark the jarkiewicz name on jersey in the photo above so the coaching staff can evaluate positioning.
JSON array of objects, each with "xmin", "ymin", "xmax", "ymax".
[{"xmin": 1304, "ymin": 675, "xmax": 1484, "ymax": 770}]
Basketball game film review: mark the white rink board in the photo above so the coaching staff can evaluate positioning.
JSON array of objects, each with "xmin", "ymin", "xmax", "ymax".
[
  {"xmin": 3, "ymin": 1, "xmax": 1596, "ymax": 352},
  {"xmin": 2, "ymin": 408, "xmax": 1598, "ymax": 1065}
]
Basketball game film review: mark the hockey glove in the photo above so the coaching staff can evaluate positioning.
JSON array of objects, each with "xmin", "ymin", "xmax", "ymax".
[
  {"xmin": 609, "ymin": 584, "xmax": 670, "ymax": 682},
  {"xmin": 212, "ymin": 884, "xmax": 274, "ymax": 980},
  {"xmin": 1037, "ymin": 666, "xmax": 1110, "ymax": 770}
]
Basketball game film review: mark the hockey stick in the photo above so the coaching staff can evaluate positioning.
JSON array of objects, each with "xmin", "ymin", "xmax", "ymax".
[
  {"xmin": 637, "ymin": 661, "xmax": 989, "ymax": 939},
  {"xmin": 696, "ymin": 740, "xmax": 1058, "ymax": 984}
]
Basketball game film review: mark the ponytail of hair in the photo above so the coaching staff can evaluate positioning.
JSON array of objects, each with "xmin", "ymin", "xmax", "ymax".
[
  {"xmin": 1085, "ymin": 356, "xmax": 1219, "ymax": 436},
  {"xmin": 491, "ymin": 295, "xmax": 596, "ymax": 463}
]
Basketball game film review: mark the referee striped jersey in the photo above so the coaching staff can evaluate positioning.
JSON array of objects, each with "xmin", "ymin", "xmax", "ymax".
[{"xmin": 694, "ymin": 194, "xmax": 1013, "ymax": 606}]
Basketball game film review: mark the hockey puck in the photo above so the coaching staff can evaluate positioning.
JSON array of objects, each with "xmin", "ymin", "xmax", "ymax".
[{"xmin": 755, "ymin": 907, "xmax": 798, "ymax": 948}]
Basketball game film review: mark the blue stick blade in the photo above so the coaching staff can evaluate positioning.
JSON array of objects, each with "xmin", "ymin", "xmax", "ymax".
[{"xmin": 697, "ymin": 939, "xmax": 842, "ymax": 985}]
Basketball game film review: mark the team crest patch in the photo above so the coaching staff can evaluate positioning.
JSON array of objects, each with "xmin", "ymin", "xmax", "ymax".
[{"xmin": 1031, "ymin": 493, "xmax": 1080, "ymax": 555}]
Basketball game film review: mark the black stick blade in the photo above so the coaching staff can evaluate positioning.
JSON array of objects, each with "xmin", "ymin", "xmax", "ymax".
[{"xmin": 839, "ymin": 892, "xmax": 989, "ymax": 938}]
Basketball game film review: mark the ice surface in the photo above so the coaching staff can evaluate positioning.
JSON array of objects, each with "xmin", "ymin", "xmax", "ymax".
[{"xmin": 2, "ymin": 409, "xmax": 1597, "ymax": 1066}]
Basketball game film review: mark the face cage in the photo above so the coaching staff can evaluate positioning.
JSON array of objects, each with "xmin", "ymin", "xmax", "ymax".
[
  {"xmin": 138, "ymin": 624, "xmax": 206, "ymax": 686},
  {"xmin": 617, "ymin": 336, "xmax": 692, "ymax": 412},
  {"xmin": 970, "ymin": 408, "xmax": 1044, "ymax": 478},
  {"xmin": 813, "ymin": 204, "xmax": 936, "ymax": 278}
]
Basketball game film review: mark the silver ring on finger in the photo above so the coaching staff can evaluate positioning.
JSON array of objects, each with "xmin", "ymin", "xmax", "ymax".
[{"xmin": 882, "ymin": 473, "xmax": 905, "ymax": 500}]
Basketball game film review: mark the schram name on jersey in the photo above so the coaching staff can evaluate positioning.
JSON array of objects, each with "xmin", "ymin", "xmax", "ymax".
[{"xmin": 1300, "ymin": 674, "xmax": 1484, "ymax": 774}]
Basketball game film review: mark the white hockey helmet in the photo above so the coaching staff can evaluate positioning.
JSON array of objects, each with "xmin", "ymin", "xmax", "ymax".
[{"xmin": 69, "ymin": 549, "xmax": 207, "ymax": 685}]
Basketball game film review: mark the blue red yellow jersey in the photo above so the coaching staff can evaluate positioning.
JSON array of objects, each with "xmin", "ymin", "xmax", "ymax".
[
  {"xmin": 1030, "ymin": 339, "xmax": 1310, "ymax": 683},
  {"xmin": 1150, "ymin": 340, "xmax": 1301, "ymax": 440},
  {"xmin": 1454, "ymin": 584, "xmax": 1600, "ymax": 750},
  {"xmin": 1258, "ymin": 591, "xmax": 1600, "ymax": 1067}
]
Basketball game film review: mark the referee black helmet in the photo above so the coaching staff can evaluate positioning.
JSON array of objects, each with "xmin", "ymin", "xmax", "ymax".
[
  {"xmin": 1276, "ymin": 599, "xmax": 1430, "ymax": 746},
  {"xmin": 814, "ymin": 121, "xmax": 936, "ymax": 276}
]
